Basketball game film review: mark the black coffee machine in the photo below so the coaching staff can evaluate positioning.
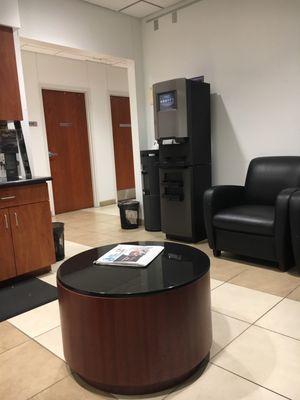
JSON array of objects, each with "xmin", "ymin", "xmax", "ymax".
[
  {"xmin": 153, "ymin": 77, "xmax": 211, "ymax": 242},
  {"xmin": 0, "ymin": 121, "xmax": 31, "ymax": 181},
  {"xmin": 141, "ymin": 149, "xmax": 161, "ymax": 231}
]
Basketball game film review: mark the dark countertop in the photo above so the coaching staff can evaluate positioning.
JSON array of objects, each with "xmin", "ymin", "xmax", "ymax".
[
  {"xmin": 57, "ymin": 241, "xmax": 210, "ymax": 297},
  {"xmin": 0, "ymin": 176, "xmax": 52, "ymax": 188}
]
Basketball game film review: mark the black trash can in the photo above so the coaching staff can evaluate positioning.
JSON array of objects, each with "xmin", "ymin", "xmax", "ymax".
[
  {"xmin": 118, "ymin": 200, "xmax": 140, "ymax": 229},
  {"xmin": 52, "ymin": 222, "xmax": 65, "ymax": 261}
]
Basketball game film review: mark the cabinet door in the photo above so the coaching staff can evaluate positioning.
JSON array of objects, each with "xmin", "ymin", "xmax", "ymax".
[
  {"xmin": 9, "ymin": 202, "xmax": 55, "ymax": 275},
  {"xmin": 0, "ymin": 208, "xmax": 16, "ymax": 281},
  {"xmin": 0, "ymin": 25, "xmax": 23, "ymax": 121}
]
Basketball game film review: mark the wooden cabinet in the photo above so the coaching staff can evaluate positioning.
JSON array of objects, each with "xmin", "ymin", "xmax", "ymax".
[
  {"xmin": 0, "ymin": 183, "xmax": 55, "ymax": 282},
  {"xmin": 0, "ymin": 25, "xmax": 23, "ymax": 121},
  {"xmin": 0, "ymin": 208, "xmax": 17, "ymax": 281}
]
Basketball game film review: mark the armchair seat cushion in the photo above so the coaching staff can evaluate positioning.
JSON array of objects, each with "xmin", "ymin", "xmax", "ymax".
[{"xmin": 213, "ymin": 205, "xmax": 275, "ymax": 236}]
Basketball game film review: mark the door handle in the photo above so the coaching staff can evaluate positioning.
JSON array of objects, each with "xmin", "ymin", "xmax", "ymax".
[
  {"xmin": 49, "ymin": 151, "xmax": 58, "ymax": 159},
  {"xmin": 4, "ymin": 214, "xmax": 9, "ymax": 229},
  {"xmin": 14, "ymin": 212, "xmax": 19, "ymax": 227},
  {"xmin": 119, "ymin": 123, "xmax": 131, "ymax": 128},
  {"xmin": 1, "ymin": 195, "xmax": 16, "ymax": 201}
]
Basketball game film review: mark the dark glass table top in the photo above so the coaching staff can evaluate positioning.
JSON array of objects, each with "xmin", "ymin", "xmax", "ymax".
[{"xmin": 57, "ymin": 241, "xmax": 210, "ymax": 297}]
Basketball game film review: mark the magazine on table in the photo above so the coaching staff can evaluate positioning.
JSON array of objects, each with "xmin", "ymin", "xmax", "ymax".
[{"xmin": 93, "ymin": 244, "xmax": 164, "ymax": 267}]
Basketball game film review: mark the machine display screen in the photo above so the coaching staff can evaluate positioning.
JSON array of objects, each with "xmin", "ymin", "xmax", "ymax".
[{"xmin": 158, "ymin": 91, "xmax": 177, "ymax": 111}]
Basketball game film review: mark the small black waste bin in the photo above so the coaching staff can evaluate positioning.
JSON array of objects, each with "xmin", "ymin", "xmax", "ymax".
[
  {"xmin": 118, "ymin": 200, "xmax": 140, "ymax": 229},
  {"xmin": 52, "ymin": 222, "xmax": 65, "ymax": 261}
]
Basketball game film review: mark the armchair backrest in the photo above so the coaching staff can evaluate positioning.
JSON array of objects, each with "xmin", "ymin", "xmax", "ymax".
[{"xmin": 245, "ymin": 157, "xmax": 300, "ymax": 205}]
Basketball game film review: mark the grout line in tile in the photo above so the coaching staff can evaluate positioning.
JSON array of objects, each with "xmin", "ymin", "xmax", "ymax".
[
  {"xmin": 210, "ymin": 309, "xmax": 253, "ymax": 325},
  {"xmin": 251, "ymin": 296, "xmax": 285, "ymax": 326},
  {"xmin": 0, "ymin": 322, "xmax": 36, "ymax": 355},
  {"xmin": 34, "ymin": 324, "xmax": 61, "ymax": 339},
  {"xmin": 208, "ymin": 363, "xmax": 292, "ymax": 400},
  {"xmin": 282, "ymin": 281, "xmax": 300, "ymax": 300},
  {"xmin": 26, "ymin": 375, "xmax": 71, "ymax": 400},
  {"xmin": 210, "ymin": 281, "xmax": 226, "ymax": 291},
  {"xmin": 0, "ymin": 322, "xmax": 64, "ymax": 364},
  {"xmin": 210, "ymin": 291, "xmax": 286, "ymax": 361},
  {"xmin": 32, "ymin": 324, "xmax": 61, "ymax": 340},
  {"xmin": 252, "ymin": 323, "xmax": 300, "ymax": 343},
  {"xmin": 210, "ymin": 319, "xmax": 253, "ymax": 361}
]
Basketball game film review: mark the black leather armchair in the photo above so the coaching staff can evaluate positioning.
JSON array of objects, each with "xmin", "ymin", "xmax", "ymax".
[
  {"xmin": 290, "ymin": 190, "xmax": 300, "ymax": 268},
  {"xmin": 204, "ymin": 157, "xmax": 300, "ymax": 271}
]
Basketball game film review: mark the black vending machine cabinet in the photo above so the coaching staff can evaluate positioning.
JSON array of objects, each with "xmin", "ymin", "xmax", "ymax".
[
  {"xmin": 141, "ymin": 149, "xmax": 161, "ymax": 231},
  {"xmin": 153, "ymin": 77, "xmax": 211, "ymax": 242}
]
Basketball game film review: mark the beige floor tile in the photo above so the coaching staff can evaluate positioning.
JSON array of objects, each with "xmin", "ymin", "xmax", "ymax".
[
  {"xmin": 210, "ymin": 279, "xmax": 224, "ymax": 290},
  {"xmin": 64, "ymin": 240, "xmax": 92, "ymax": 257},
  {"xmin": 209, "ymin": 257, "xmax": 249, "ymax": 281},
  {"xmin": 39, "ymin": 241, "xmax": 92, "ymax": 285},
  {"xmin": 228, "ymin": 267, "xmax": 300, "ymax": 297},
  {"xmin": 67, "ymin": 233, "xmax": 117, "ymax": 248},
  {"xmin": 32, "ymin": 375, "xmax": 116, "ymax": 399},
  {"xmin": 35, "ymin": 326, "xmax": 64, "ymax": 360},
  {"xmin": 287, "ymin": 285, "xmax": 300, "ymax": 302},
  {"xmin": 84, "ymin": 204, "xmax": 119, "ymax": 217},
  {"xmin": 0, "ymin": 340, "xmax": 69, "ymax": 400},
  {"xmin": 39, "ymin": 272, "xmax": 57, "ymax": 286},
  {"xmin": 211, "ymin": 311, "xmax": 250, "ymax": 358},
  {"xmin": 9, "ymin": 300, "xmax": 60, "ymax": 338},
  {"xmin": 255, "ymin": 298, "xmax": 300, "ymax": 340},
  {"xmin": 167, "ymin": 363, "xmax": 285, "ymax": 400},
  {"xmin": 191, "ymin": 241, "xmax": 212, "ymax": 256},
  {"xmin": 211, "ymin": 283, "xmax": 282, "ymax": 323},
  {"xmin": 212, "ymin": 325, "xmax": 300, "ymax": 399},
  {"xmin": 0, "ymin": 321, "xmax": 29, "ymax": 354}
]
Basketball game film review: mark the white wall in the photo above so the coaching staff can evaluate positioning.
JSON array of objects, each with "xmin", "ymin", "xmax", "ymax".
[
  {"xmin": 18, "ymin": 0, "xmax": 148, "ymax": 145},
  {"xmin": 18, "ymin": 0, "xmax": 146, "ymax": 208},
  {"xmin": 0, "ymin": 0, "xmax": 20, "ymax": 28},
  {"xmin": 21, "ymin": 50, "xmax": 129, "ymax": 211},
  {"xmin": 142, "ymin": 0, "xmax": 300, "ymax": 184}
]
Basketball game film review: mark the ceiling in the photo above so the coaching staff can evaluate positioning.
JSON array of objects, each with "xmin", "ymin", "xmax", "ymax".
[{"xmin": 82, "ymin": 0, "xmax": 183, "ymax": 18}]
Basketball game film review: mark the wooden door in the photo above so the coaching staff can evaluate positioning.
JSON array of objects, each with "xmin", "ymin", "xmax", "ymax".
[
  {"xmin": 0, "ymin": 208, "xmax": 16, "ymax": 281},
  {"xmin": 9, "ymin": 202, "xmax": 55, "ymax": 275},
  {"xmin": 42, "ymin": 89, "xmax": 94, "ymax": 214},
  {"xmin": 0, "ymin": 25, "xmax": 23, "ymax": 120},
  {"xmin": 110, "ymin": 96, "xmax": 135, "ymax": 191}
]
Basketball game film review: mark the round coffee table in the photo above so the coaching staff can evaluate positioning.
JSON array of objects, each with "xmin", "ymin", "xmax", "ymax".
[{"xmin": 57, "ymin": 241, "xmax": 212, "ymax": 395}]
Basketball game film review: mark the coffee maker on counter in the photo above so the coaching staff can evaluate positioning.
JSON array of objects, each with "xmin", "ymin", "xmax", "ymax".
[
  {"xmin": 153, "ymin": 77, "xmax": 211, "ymax": 242},
  {"xmin": 0, "ymin": 121, "xmax": 32, "ymax": 181}
]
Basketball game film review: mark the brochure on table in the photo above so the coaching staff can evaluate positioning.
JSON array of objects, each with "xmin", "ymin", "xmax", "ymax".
[{"xmin": 94, "ymin": 244, "xmax": 164, "ymax": 267}]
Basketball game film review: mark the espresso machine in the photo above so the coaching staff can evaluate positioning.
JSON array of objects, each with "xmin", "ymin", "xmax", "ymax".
[
  {"xmin": 0, "ymin": 121, "xmax": 31, "ymax": 181},
  {"xmin": 153, "ymin": 77, "xmax": 211, "ymax": 242}
]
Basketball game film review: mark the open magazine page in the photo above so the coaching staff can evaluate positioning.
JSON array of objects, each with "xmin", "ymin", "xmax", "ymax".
[{"xmin": 94, "ymin": 245, "xmax": 164, "ymax": 267}]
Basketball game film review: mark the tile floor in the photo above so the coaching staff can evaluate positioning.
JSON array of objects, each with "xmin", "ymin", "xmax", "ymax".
[{"xmin": 1, "ymin": 205, "xmax": 300, "ymax": 400}]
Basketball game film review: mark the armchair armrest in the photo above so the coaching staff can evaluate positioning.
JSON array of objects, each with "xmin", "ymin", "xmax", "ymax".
[
  {"xmin": 290, "ymin": 190, "xmax": 300, "ymax": 267},
  {"xmin": 203, "ymin": 185, "xmax": 245, "ymax": 249},
  {"xmin": 275, "ymin": 187, "xmax": 299, "ymax": 270}
]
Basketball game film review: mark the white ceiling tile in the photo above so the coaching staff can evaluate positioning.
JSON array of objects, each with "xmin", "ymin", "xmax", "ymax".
[
  {"xmin": 82, "ymin": 0, "xmax": 137, "ymax": 11},
  {"xmin": 149, "ymin": 0, "xmax": 183, "ymax": 8},
  {"xmin": 122, "ymin": 1, "xmax": 161, "ymax": 18}
]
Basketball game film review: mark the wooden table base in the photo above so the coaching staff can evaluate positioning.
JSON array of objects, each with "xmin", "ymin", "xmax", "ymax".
[{"xmin": 58, "ymin": 272, "xmax": 212, "ymax": 395}]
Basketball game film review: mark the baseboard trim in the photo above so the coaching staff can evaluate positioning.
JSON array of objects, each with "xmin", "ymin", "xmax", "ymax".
[{"xmin": 99, "ymin": 199, "xmax": 116, "ymax": 207}]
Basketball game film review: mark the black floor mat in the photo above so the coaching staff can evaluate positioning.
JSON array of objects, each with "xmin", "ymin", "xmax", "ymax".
[{"xmin": 0, "ymin": 277, "xmax": 58, "ymax": 322}]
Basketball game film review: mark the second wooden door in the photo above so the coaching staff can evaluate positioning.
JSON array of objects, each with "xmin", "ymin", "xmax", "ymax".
[
  {"xmin": 42, "ymin": 89, "xmax": 94, "ymax": 214},
  {"xmin": 110, "ymin": 96, "xmax": 135, "ymax": 197}
]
